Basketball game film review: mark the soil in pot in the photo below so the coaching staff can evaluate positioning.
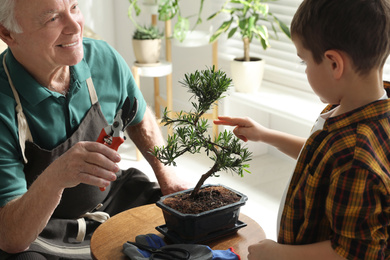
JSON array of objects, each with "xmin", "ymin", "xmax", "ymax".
[{"xmin": 162, "ymin": 186, "xmax": 241, "ymax": 214}]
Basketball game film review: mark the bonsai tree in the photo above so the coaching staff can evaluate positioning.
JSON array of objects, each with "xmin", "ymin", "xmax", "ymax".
[
  {"xmin": 151, "ymin": 67, "xmax": 252, "ymax": 198},
  {"xmin": 208, "ymin": 0, "xmax": 291, "ymax": 61},
  {"xmin": 127, "ymin": 0, "xmax": 205, "ymax": 42}
]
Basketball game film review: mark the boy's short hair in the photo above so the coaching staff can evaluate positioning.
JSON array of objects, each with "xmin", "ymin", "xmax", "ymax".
[{"xmin": 291, "ymin": 0, "xmax": 390, "ymax": 75}]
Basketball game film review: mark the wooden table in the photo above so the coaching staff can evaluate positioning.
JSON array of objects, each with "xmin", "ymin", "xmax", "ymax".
[{"xmin": 91, "ymin": 204, "xmax": 266, "ymax": 260}]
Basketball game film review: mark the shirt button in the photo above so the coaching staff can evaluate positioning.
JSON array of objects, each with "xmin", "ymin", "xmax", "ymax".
[{"xmin": 72, "ymin": 119, "xmax": 77, "ymax": 125}]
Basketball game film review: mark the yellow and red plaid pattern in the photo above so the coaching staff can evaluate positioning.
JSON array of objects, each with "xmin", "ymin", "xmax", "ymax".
[{"xmin": 278, "ymin": 82, "xmax": 390, "ymax": 259}]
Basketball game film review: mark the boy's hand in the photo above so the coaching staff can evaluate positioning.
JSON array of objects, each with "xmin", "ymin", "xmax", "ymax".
[
  {"xmin": 214, "ymin": 116, "xmax": 266, "ymax": 142},
  {"xmin": 215, "ymin": 116, "xmax": 307, "ymax": 159},
  {"xmin": 248, "ymin": 239, "xmax": 280, "ymax": 260},
  {"xmin": 247, "ymin": 239, "xmax": 347, "ymax": 260}
]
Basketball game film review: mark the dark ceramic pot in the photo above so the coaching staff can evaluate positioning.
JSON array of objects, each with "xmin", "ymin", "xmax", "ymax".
[{"xmin": 156, "ymin": 184, "xmax": 248, "ymax": 243}]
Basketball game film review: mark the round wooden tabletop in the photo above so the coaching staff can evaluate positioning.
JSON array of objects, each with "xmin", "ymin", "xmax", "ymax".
[{"xmin": 90, "ymin": 204, "xmax": 266, "ymax": 260}]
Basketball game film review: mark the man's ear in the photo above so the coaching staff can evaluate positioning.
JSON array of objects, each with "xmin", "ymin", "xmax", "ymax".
[
  {"xmin": 324, "ymin": 50, "xmax": 345, "ymax": 80},
  {"xmin": 0, "ymin": 24, "xmax": 15, "ymax": 46}
]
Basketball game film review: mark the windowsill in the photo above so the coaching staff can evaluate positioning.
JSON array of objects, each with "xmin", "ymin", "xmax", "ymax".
[{"xmin": 226, "ymin": 81, "xmax": 324, "ymax": 127}]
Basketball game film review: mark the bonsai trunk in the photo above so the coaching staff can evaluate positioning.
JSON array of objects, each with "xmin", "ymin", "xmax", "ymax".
[
  {"xmin": 190, "ymin": 163, "xmax": 219, "ymax": 199},
  {"xmin": 243, "ymin": 37, "xmax": 250, "ymax": 62}
]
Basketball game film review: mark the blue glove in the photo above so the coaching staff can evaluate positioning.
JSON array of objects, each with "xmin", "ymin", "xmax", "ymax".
[
  {"xmin": 123, "ymin": 233, "xmax": 239, "ymax": 260},
  {"xmin": 135, "ymin": 234, "xmax": 165, "ymax": 257},
  {"xmin": 209, "ymin": 246, "xmax": 240, "ymax": 260},
  {"xmin": 123, "ymin": 234, "xmax": 165, "ymax": 259},
  {"xmin": 122, "ymin": 242, "xmax": 148, "ymax": 260}
]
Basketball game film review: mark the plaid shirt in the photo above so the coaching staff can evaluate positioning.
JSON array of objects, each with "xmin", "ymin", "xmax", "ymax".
[{"xmin": 278, "ymin": 82, "xmax": 390, "ymax": 259}]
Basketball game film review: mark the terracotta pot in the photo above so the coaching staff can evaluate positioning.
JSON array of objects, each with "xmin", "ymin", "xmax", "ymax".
[
  {"xmin": 132, "ymin": 38, "xmax": 162, "ymax": 64},
  {"xmin": 156, "ymin": 184, "xmax": 248, "ymax": 243},
  {"xmin": 230, "ymin": 57, "xmax": 265, "ymax": 93}
]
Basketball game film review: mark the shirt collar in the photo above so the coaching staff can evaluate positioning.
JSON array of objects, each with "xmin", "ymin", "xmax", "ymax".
[
  {"xmin": 322, "ymin": 82, "xmax": 390, "ymax": 132},
  {"xmin": 5, "ymin": 47, "xmax": 91, "ymax": 106}
]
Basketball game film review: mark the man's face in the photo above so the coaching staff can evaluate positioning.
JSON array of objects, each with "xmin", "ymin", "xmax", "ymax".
[{"xmin": 11, "ymin": 0, "xmax": 84, "ymax": 70}]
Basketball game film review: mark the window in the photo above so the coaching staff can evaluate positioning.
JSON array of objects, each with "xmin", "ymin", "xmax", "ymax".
[
  {"xmin": 215, "ymin": 0, "xmax": 390, "ymax": 92},
  {"xmin": 214, "ymin": 0, "xmax": 309, "ymax": 93}
]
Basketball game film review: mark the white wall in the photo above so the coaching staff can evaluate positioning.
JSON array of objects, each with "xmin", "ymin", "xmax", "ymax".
[{"xmin": 78, "ymin": 1, "xmax": 116, "ymax": 46}]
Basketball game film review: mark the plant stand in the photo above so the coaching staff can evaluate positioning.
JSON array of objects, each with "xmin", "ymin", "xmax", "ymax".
[
  {"xmin": 131, "ymin": 11, "xmax": 174, "ymax": 161},
  {"xmin": 131, "ymin": 6, "xmax": 220, "ymax": 159}
]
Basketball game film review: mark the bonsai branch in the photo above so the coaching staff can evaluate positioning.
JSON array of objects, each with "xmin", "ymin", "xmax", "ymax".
[
  {"xmin": 151, "ymin": 67, "xmax": 252, "ymax": 198},
  {"xmin": 191, "ymin": 163, "xmax": 220, "ymax": 199}
]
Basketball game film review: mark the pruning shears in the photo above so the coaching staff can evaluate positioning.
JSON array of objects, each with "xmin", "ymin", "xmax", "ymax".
[{"xmin": 97, "ymin": 96, "xmax": 138, "ymax": 191}]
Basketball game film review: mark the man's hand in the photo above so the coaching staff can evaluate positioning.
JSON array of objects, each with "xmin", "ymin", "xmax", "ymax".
[
  {"xmin": 155, "ymin": 169, "xmax": 193, "ymax": 195},
  {"xmin": 0, "ymin": 141, "xmax": 121, "ymax": 253},
  {"xmin": 44, "ymin": 141, "xmax": 121, "ymax": 190}
]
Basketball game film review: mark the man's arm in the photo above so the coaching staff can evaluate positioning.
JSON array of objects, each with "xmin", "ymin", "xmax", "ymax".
[
  {"xmin": 126, "ymin": 106, "xmax": 190, "ymax": 195},
  {"xmin": 247, "ymin": 239, "xmax": 346, "ymax": 260},
  {"xmin": 0, "ymin": 173, "xmax": 63, "ymax": 253},
  {"xmin": 0, "ymin": 142, "xmax": 120, "ymax": 253}
]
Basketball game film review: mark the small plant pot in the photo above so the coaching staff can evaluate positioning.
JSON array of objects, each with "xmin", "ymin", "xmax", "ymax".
[
  {"xmin": 132, "ymin": 38, "xmax": 162, "ymax": 65},
  {"xmin": 156, "ymin": 184, "xmax": 248, "ymax": 243}
]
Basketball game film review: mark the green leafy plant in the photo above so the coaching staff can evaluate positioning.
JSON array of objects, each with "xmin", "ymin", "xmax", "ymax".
[
  {"xmin": 151, "ymin": 67, "xmax": 252, "ymax": 198},
  {"xmin": 128, "ymin": 0, "xmax": 205, "ymax": 42},
  {"xmin": 208, "ymin": 0, "xmax": 291, "ymax": 61},
  {"xmin": 132, "ymin": 25, "xmax": 164, "ymax": 40}
]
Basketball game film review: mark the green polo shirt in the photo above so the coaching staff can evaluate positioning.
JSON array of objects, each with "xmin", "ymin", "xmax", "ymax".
[{"xmin": 0, "ymin": 38, "xmax": 146, "ymax": 206}]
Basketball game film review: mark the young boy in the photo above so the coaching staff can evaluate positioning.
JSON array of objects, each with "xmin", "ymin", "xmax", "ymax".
[{"xmin": 215, "ymin": 0, "xmax": 390, "ymax": 259}]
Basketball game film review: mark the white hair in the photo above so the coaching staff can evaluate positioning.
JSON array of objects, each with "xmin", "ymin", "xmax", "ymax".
[{"xmin": 0, "ymin": 0, "xmax": 23, "ymax": 33}]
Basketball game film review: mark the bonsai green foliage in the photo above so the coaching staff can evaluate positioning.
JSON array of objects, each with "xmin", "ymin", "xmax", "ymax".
[
  {"xmin": 132, "ymin": 25, "xmax": 164, "ymax": 40},
  {"xmin": 208, "ymin": 0, "xmax": 291, "ymax": 61},
  {"xmin": 127, "ymin": 0, "xmax": 205, "ymax": 42},
  {"xmin": 151, "ymin": 67, "xmax": 252, "ymax": 198}
]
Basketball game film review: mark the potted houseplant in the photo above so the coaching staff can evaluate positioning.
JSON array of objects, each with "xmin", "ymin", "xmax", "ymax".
[
  {"xmin": 151, "ymin": 67, "xmax": 253, "ymax": 243},
  {"xmin": 132, "ymin": 25, "xmax": 164, "ymax": 65},
  {"xmin": 128, "ymin": 0, "xmax": 205, "ymax": 42},
  {"xmin": 208, "ymin": 0, "xmax": 291, "ymax": 93}
]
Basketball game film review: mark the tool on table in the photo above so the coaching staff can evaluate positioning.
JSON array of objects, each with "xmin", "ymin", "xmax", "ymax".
[
  {"xmin": 97, "ymin": 97, "xmax": 138, "ymax": 191},
  {"xmin": 125, "ymin": 241, "xmax": 191, "ymax": 260}
]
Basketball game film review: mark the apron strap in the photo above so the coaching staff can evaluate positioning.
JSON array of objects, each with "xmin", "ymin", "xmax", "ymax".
[
  {"xmin": 76, "ymin": 210, "xmax": 110, "ymax": 242},
  {"xmin": 3, "ymin": 53, "xmax": 33, "ymax": 164},
  {"xmin": 86, "ymin": 77, "xmax": 98, "ymax": 105}
]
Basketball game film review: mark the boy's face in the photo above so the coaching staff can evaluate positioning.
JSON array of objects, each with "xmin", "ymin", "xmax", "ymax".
[{"xmin": 293, "ymin": 37, "xmax": 340, "ymax": 105}]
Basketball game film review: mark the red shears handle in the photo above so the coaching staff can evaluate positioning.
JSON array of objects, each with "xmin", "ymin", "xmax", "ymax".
[
  {"xmin": 96, "ymin": 129, "xmax": 125, "ymax": 191},
  {"xmin": 96, "ymin": 128, "xmax": 125, "ymax": 151}
]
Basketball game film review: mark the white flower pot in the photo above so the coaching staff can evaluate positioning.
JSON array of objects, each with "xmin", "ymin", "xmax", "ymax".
[
  {"xmin": 142, "ymin": 0, "xmax": 158, "ymax": 14},
  {"xmin": 172, "ymin": 30, "xmax": 211, "ymax": 47},
  {"xmin": 230, "ymin": 57, "xmax": 265, "ymax": 93},
  {"xmin": 132, "ymin": 38, "xmax": 162, "ymax": 65}
]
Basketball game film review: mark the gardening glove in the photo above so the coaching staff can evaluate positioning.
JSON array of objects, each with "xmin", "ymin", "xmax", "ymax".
[
  {"xmin": 123, "ymin": 233, "xmax": 212, "ymax": 260},
  {"xmin": 123, "ymin": 242, "xmax": 149, "ymax": 260},
  {"xmin": 123, "ymin": 234, "xmax": 166, "ymax": 259},
  {"xmin": 123, "ymin": 233, "xmax": 240, "ymax": 260},
  {"xmin": 208, "ymin": 246, "xmax": 240, "ymax": 260}
]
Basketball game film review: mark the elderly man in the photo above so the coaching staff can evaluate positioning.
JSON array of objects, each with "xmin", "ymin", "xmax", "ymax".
[{"xmin": 0, "ymin": 0, "xmax": 187, "ymax": 259}]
